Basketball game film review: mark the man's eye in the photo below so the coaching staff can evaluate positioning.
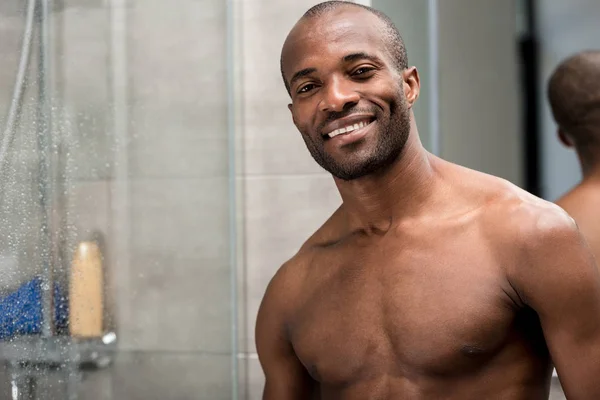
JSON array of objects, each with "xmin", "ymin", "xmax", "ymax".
[
  {"xmin": 298, "ymin": 84, "xmax": 316, "ymax": 94},
  {"xmin": 353, "ymin": 67, "xmax": 375, "ymax": 76}
]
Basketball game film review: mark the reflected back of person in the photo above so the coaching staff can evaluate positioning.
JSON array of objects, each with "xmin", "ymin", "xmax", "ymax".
[
  {"xmin": 549, "ymin": 50, "xmax": 600, "ymax": 260},
  {"xmin": 255, "ymin": 2, "xmax": 600, "ymax": 399}
]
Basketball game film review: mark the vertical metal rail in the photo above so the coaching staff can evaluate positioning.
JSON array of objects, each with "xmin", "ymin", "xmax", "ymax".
[
  {"xmin": 37, "ymin": 0, "xmax": 55, "ymax": 339},
  {"xmin": 427, "ymin": 0, "xmax": 440, "ymax": 156}
]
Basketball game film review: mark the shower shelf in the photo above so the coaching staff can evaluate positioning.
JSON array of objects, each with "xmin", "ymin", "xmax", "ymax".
[
  {"xmin": 0, "ymin": 336, "xmax": 117, "ymax": 399},
  {"xmin": 0, "ymin": 336, "xmax": 117, "ymax": 368}
]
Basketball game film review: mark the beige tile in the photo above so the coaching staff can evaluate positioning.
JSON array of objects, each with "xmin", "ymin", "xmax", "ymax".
[
  {"xmin": 65, "ymin": 180, "xmax": 111, "ymax": 245},
  {"xmin": 240, "ymin": 174, "xmax": 340, "ymax": 352},
  {"xmin": 84, "ymin": 352, "xmax": 234, "ymax": 400},
  {"xmin": 128, "ymin": 0, "xmax": 226, "ymax": 105},
  {"xmin": 122, "ymin": 255, "xmax": 232, "ymax": 353},
  {"xmin": 59, "ymin": 4, "xmax": 110, "ymax": 108},
  {"xmin": 246, "ymin": 356, "xmax": 265, "ymax": 400},
  {"xmin": 59, "ymin": 5, "xmax": 114, "ymax": 181},
  {"xmin": 237, "ymin": 355, "xmax": 264, "ymax": 400},
  {"xmin": 0, "ymin": 2, "xmax": 27, "ymax": 18},
  {"xmin": 116, "ymin": 177, "xmax": 233, "ymax": 352},
  {"xmin": 128, "ymin": 119, "xmax": 230, "ymax": 179},
  {"xmin": 127, "ymin": 0, "xmax": 230, "ymax": 179},
  {"xmin": 130, "ymin": 177, "xmax": 230, "ymax": 264}
]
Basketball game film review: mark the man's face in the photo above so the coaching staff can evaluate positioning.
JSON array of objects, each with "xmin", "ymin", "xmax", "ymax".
[{"xmin": 281, "ymin": 8, "xmax": 419, "ymax": 181}]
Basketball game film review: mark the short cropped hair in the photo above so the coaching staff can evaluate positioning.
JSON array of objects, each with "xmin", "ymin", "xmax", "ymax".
[
  {"xmin": 547, "ymin": 50, "xmax": 600, "ymax": 150},
  {"xmin": 281, "ymin": 1, "xmax": 408, "ymax": 94}
]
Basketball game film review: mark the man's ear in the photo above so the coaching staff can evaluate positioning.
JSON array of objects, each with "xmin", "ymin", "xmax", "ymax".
[
  {"xmin": 558, "ymin": 128, "xmax": 574, "ymax": 148},
  {"xmin": 288, "ymin": 103, "xmax": 297, "ymax": 126},
  {"xmin": 402, "ymin": 66, "xmax": 420, "ymax": 108}
]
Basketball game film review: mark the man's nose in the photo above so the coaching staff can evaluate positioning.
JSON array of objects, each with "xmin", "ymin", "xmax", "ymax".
[{"xmin": 319, "ymin": 77, "xmax": 360, "ymax": 113}]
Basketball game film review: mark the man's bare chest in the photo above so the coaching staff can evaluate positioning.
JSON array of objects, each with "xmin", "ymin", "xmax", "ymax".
[{"xmin": 289, "ymin": 239, "xmax": 519, "ymax": 386}]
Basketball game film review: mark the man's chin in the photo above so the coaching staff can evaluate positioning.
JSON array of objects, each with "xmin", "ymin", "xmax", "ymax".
[{"xmin": 323, "ymin": 158, "xmax": 380, "ymax": 181}]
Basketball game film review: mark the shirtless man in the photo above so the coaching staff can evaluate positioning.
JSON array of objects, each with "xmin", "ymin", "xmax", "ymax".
[
  {"xmin": 549, "ymin": 50, "xmax": 600, "ymax": 260},
  {"xmin": 256, "ymin": 2, "xmax": 600, "ymax": 399}
]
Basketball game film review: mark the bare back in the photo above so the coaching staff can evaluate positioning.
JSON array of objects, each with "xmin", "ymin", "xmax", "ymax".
[
  {"xmin": 256, "ymin": 161, "xmax": 583, "ymax": 400},
  {"xmin": 557, "ymin": 180, "xmax": 600, "ymax": 261}
]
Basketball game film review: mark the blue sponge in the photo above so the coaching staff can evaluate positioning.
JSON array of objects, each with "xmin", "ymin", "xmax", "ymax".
[{"xmin": 0, "ymin": 277, "xmax": 69, "ymax": 339}]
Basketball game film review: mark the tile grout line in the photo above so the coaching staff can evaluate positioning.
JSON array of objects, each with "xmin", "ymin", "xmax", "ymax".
[{"xmin": 237, "ymin": 352, "xmax": 259, "ymax": 359}]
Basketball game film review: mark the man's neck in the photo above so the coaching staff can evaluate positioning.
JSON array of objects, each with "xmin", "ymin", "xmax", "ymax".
[
  {"xmin": 334, "ymin": 127, "xmax": 438, "ymax": 235},
  {"xmin": 578, "ymin": 150, "xmax": 600, "ymax": 182},
  {"xmin": 582, "ymin": 165, "xmax": 600, "ymax": 183}
]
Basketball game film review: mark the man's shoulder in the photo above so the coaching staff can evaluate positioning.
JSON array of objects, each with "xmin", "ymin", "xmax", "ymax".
[
  {"xmin": 258, "ymin": 252, "xmax": 310, "ymax": 328},
  {"xmin": 475, "ymin": 179, "xmax": 585, "ymax": 282},
  {"xmin": 267, "ymin": 252, "xmax": 310, "ymax": 295},
  {"xmin": 462, "ymin": 171, "xmax": 579, "ymax": 250},
  {"xmin": 480, "ymin": 180, "xmax": 578, "ymax": 249}
]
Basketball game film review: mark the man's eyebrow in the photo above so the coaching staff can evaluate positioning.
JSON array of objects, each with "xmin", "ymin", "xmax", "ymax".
[
  {"xmin": 343, "ymin": 52, "xmax": 383, "ymax": 64},
  {"xmin": 288, "ymin": 53, "xmax": 382, "ymax": 88},
  {"xmin": 289, "ymin": 67, "xmax": 317, "ymax": 88}
]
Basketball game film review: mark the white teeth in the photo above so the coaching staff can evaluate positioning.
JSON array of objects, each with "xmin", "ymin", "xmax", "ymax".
[{"xmin": 327, "ymin": 120, "xmax": 372, "ymax": 138}]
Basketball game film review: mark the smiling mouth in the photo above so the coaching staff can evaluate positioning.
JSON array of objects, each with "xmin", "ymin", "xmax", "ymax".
[{"xmin": 324, "ymin": 118, "xmax": 375, "ymax": 139}]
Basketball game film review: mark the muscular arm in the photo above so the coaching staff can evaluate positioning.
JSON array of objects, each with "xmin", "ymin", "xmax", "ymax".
[
  {"xmin": 256, "ymin": 267, "xmax": 317, "ymax": 400},
  {"xmin": 510, "ymin": 210, "xmax": 600, "ymax": 399}
]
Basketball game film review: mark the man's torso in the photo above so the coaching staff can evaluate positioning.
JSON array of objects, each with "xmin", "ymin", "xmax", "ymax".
[{"xmin": 284, "ymin": 174, "xmax": 553, "ymax": 399}]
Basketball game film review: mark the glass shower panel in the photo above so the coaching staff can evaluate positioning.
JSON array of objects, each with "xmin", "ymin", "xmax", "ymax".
[{"xmin": 0, "ymin": 0, "xmax": 237, "ymax": 398}]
